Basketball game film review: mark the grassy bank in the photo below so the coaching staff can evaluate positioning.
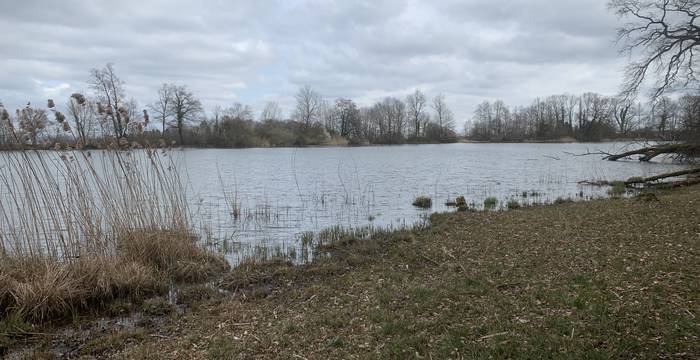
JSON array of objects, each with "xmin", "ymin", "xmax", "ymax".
[{"xmin": 13, "ymin": 185, "xmax": 692, "ymax": 359}]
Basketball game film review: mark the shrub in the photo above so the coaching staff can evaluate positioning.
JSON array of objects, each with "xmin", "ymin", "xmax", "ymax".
[
  {"xmin": 412, "ymin": 196, "xmax": 432, "ymax": 209},
  {"xmin": 483, "ymin": 197, "xmax": 498, "ymax": 210},
  {"xmin": 554, "ymin": 197, "xmax": 574, "ymax": 205},
  {"xmin": 608, "ymin": 181, "xmax": 627, "ymax": 197},
  {"xmin": 506, "ymin": 199, "xmax": 521, "ymax": 210}
]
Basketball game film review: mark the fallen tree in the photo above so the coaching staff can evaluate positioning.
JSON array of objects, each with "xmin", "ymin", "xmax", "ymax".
[
  {"xmin": 579, "ymin": 167, "xmax": 700, "ymax": 189},
  {"xmin": 604, "ymin": 143, "xmax": 700, "ymax": 162}
]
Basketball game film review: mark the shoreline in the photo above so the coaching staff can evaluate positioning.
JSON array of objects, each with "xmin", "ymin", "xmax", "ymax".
[
  {"xmin": 0, "ymin": 139, "xmax": 657, "ymax": 153},
  {"xmin": 5, "ymin": 184, "xmax": 699, "ymax": 358}
]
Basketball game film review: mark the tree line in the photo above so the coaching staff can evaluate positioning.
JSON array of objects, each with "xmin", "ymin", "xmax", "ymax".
[
  {"xmin": 0, "ymin": 65, "xmax": 458, "ymax": 150},
  {"xmin": 465, "ymin": 93, "xmax": 700, "ymax": 143}
]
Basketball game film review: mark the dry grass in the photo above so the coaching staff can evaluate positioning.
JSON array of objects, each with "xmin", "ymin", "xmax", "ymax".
[
  {"xmin": 0, "ymin": 148, "xmax": 228, "ymax": 326},
  {"xmin": 0, "ymin": 227, "xmax": 230, "ymax": 324},
  {"xmin": 118, "ymin": 229, "xmax": 229, "ymax": 283},
  {"xmin": 0, "ymin": 255, "xmax": 163, "ymax": 321}
]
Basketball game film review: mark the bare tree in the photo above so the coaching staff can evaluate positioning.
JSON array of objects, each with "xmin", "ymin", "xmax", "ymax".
[
  {"xmin": 432, "ymin": 93, "xmax": 455, "ymax": 139},
  {"xmin": 610, "ymin": 0, "xmax": 700, "ymax": 99},
  {"xmin": 293, "ymin": 85, "xmax": 322, "ymax": 128},
  {"xmin": 17, "ymin": 104, "xmax": 48, "ymax": 146},
  {"xmin": 66, "ymin": 93, "xmax": 97, "ymax": 146},
  {"xmin": 335, "ymin": 98, "xmax": 360, "ymax": 138},
  {"xmin": 168, "ymin": 85, "xmax": 203, "ymax": 145},
  {"xmin": 89, "ymin": 63, "xmax": 128, "ymax": 139},
  {"xmin": 149, "ymin": 83, "xmax": 176, "ymax": 134},
  {"xmin": 211, "ymin": 105, "xmax": 223, "ymax": 127},
  {"xmin": 406, "ymin": 89, "xmax": 427, "ymax": 138},
  {"xmin": 260, "ymin": 101, "xmax": 283, "ymax": 121},
  {"xmin": 611, "ymin": 96, "xmax": 638, "ymax": 134},
  {"xmin": 225, "ymin": 103, "xmax": 254, "ymax": 121}
]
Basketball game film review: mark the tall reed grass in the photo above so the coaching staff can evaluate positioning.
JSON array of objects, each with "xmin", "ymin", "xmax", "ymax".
[{"xmin": 0, "ymin": 145, "xmax": 228, "ymax": 322}]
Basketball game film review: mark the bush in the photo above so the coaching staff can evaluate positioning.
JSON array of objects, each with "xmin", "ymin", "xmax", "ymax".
[
  {"xmin": 412, "ymin": 196, "xmax": 432, "ymax": 209},
  {"xmin": 608, "ymin": 181, "xmax": 627, "ymax": 197},
  {"xmin": 483, "ymin": 197, "xmax": 498, "ymax": 210},
  {"xmin": 506, "ymin": 199, "xmax": 521, "ymax": 210},
  {"xmin": 554, "ymin": 197, "xmax": 574, "ymax": 205}
]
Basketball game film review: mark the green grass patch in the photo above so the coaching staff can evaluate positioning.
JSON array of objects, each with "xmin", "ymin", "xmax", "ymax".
[
  {"xmin": 412, "ymin": 196, "xmax": 432, "ymax": 208},
  {"xmin": 483, "ymin": 197, "xmax": 498, "ymax": 209}
]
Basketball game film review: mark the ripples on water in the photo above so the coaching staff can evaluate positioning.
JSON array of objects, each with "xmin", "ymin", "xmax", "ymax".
[{"xmin": 176, "ymin": 143, "xmax": 685, "ymax": 262}]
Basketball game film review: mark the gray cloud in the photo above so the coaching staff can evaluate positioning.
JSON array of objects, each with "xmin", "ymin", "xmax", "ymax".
[{"xmin": 0, "ymin": 0, "xmax": 624, "ymax": 125}]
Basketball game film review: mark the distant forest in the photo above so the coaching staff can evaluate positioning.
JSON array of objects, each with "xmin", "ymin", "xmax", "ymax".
[
  {"xmin": 465, "ymin": 93, "xmax": 700, "ymax": 143},
  {"xmin": 0, "ymin": 64, "xmax": 458, "ymax": 150},
  {"xmin": 1, "ymin": 63, "xmax": 699, "ymax": 150}
]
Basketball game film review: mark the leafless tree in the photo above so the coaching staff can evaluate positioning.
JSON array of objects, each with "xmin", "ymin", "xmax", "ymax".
[
  {"xmin": 293, "ymin": 85, "xmax": 322, "ymax": 128},
  {"xmin": 611, "ymin": 96, "xmax": 638, "ymax": 134},
  {"xmin": 432, "ymin": 93, "xmax": 455, "ymax": 139},
  {"xmin": 168, "ymin": 85, "xmax": 203, "ymax": 145},
  {"xmin": 149, "ymin": 83, "xmax": 176, "ymax": 134},
  {"xmin": 89, "ymin": 63, "xmax": 128, "ymax": 139},
  {"xmin": 17, "ymin": 104, "xmax": 49, "ymax": 145},
  {"xmin": 260, "ymin": 101, "xmax": 283, "ymax": 121},
  {"xmin": 225, "ymin": 103, "xmax": 254, "ymax": 121},
  {"xmin": 211, "ymin": 105, "xmax": 223, "ymax": 127},
  {"xmin": 66, "ymin": 94, "xmax": 97, "ymax": 146},
  {"xmin": 406, "ymin": 89, "xmax": 427, "ymax": 138},
  {"xmin": 335, "ymin": 98, "xmax": 360, "ymax": 138},
  {"xmin": 610, "ymin": 0, "xmax": 700, "ymax": 99}
]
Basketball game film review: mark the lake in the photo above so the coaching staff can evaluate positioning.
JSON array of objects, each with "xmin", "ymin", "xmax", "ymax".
[
  {"xmin": 176, "ymin": 143, "xmax": 685, "ymax": 261},
  {"xmin": 0, "ymin": 143, "xmax": 687, "ymax": 262}
]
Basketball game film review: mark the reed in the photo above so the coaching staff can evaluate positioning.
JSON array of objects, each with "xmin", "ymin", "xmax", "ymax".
[{"xmin": 0, "ymin": 146, "xmax": 228, "ymax": 322}]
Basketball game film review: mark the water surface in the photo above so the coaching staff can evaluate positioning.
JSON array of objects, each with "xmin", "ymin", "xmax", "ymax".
[{"xmin": 180, "ymin": 143, "xmax": 685, "ymax": 258}]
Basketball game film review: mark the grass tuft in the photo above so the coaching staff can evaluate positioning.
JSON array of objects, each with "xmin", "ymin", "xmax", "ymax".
[
  {"xmin": 608, "ymin": 181, "xmax": 627, "ymax": 196},
  {"xmin": 506, "ymin": 199, "xmax": 521, "ymax": 210},
  {"xmin": 483, "ymin": 197, "xmax": 498, "ymax": 209},
  {"xmin": 412, "ymin": 196, "xmax": 432, "ymax": 208}
]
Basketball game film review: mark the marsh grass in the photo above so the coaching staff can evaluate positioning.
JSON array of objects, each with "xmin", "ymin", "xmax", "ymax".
[
  {"xmin": 506, "ymin": 199, "xmax": 521, "ymax": 210},
  {"xmin": 483, "ymin": 197, "xmax": 498, "ymax": 210},
  {"xmin": 608, "ymin": 181, "xmax": 627, "ymax": 197},
  {"xmin": 0, "ymin": 146, "xmax": 227, "ymax": 325},
  {"xmin": 412, "ymin": 196, "xmax": 432, "ymax": 208}
]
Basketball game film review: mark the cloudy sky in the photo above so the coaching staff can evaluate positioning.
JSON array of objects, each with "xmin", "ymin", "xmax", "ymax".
[{"xmin": 0, "ymin": 0, "xmax": 624, "ymax": 126}]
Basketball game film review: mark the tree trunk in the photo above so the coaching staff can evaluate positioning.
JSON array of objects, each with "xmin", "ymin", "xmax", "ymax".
[{"xmin": 605, "ymin": 143, "xmax": 700, "ymax": 161}]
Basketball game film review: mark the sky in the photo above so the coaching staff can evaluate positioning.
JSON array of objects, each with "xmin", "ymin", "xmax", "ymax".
[{"xmin": 0, "ymin": 0, "xmax": 625, "ymax": 127}]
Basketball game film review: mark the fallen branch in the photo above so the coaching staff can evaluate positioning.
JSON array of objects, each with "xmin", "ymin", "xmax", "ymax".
[
  {"xmin": 626, "ymin": 168, "xmax": 700, "ymax": 184},
  {"xmin": 478, "ymin": 331, "xmax": 509, "ymax": 341},
  {"xmin": 579, "ymin": 167, "xmax": 700, "ymax": 188},
  {"xmin": 604, "ymin": 143, "xmax": 700, "ymax": 162}
]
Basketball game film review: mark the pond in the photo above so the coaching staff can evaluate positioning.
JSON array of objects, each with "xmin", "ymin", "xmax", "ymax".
[{"xmin": 178, "ymin": 143, "xmax": 686, "ymax": 260}]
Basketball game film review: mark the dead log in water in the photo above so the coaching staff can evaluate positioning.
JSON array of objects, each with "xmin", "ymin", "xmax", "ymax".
[
  {"xmin": 578, "ymin": 167, "xmax": 700, "ymax": 188},
  {"xmin": 604, "ymin": 143, "xmax": 700, "ymax": 161}
]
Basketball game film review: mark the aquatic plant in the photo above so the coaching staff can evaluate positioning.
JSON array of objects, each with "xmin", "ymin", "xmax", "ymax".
[
  {"xmin": 554, "ymin": 197, "xmax": 574, "ymax": 205},
  {"xmin": 412, "ymin": 196, "xmax": 432, "ymax": 209},
  {"xmin": 506, "ymin": 199, "xmax": 521, "ymax": 210},
  {"xmin": 608, "ymin": 181, "xmax": 627, "ymax": 197},
  {"xmin": 483, "ymin": 197, "xmax": 498, "ymax": 210}
]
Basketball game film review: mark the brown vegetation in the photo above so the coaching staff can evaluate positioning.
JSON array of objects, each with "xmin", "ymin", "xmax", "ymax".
[{"xmin": 0, "ymin": 146, "xmax": 228, "ymax": 343}]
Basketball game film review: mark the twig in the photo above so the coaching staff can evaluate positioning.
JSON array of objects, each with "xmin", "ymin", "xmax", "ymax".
[
  {"xmin": 478, "ymin": 331, "xmax": 509, "ymax": 341},
  {"xmin": 420, "ymin": 253, "xmax": 441, "ymax": 267}
]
